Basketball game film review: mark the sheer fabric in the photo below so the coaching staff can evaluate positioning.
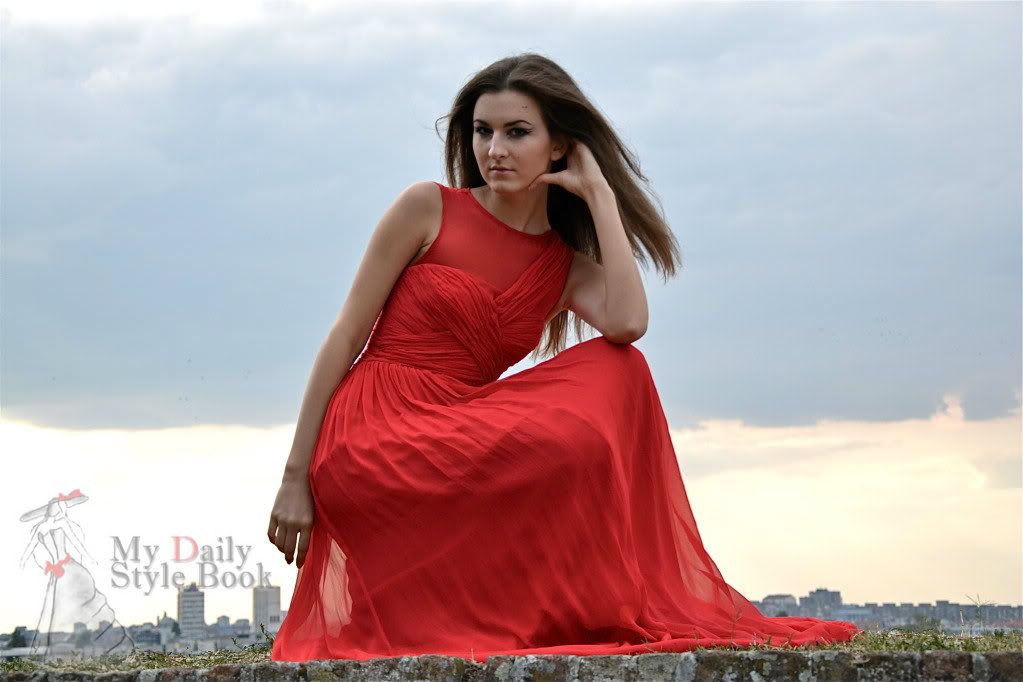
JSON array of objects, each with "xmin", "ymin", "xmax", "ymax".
[
  {"xmin": 416, "ymin": 185, "xmax": 558, "ymax": 291},
  {"xmin": 271, "ymin": 182, "xmax": 862, "ymax": 662}
]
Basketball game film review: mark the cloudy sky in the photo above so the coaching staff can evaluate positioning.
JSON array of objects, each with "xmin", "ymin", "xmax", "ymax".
[{"xmin": 2, "ymin": 0, "xmax": 1020, "ymax": 635}]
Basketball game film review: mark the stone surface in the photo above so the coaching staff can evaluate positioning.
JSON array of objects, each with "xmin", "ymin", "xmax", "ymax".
[{"xmin": 1, "ymin": 651, "xmax": 1020, "ymax": 681}]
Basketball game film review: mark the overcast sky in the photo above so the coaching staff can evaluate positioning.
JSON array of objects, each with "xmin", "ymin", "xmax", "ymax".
[{"xmin": 2, "ymin": 0, "xmax": 1020, "ymax": 635}]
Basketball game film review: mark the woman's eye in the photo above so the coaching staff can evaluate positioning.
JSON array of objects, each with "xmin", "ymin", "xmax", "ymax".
[{"xmin": 474, "ymin": 126, "xmax": 529, "ymax": 138}]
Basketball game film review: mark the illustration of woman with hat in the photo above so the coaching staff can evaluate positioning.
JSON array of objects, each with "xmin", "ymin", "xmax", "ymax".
[{"xmin": 19, "ymin": 488, "xmax": 135, "ymax": 659}]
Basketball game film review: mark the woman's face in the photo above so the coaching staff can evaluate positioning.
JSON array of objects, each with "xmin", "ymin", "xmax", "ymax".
[{"xmin": 471, "ymin": 89, "xmax": 564, "ymax": 194}]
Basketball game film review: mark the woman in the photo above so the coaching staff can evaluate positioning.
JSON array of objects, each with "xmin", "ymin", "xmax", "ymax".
[{"xmin": 267, "ymin": 53, "xmax": 862, "ymax": 663}]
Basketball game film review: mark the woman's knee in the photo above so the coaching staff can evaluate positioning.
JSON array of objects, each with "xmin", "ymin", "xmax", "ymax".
[{"xmin": 589, "ymin": 335, "xmax": 647, "ymax": 367}]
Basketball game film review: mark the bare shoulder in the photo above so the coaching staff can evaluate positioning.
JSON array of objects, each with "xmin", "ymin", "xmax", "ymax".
[
  {"xmin": 398, "ymin": 180, "xmax": 443, "ymax": 235},
  {"xmin": 327, "ymin": 181, "xmax": 443, "ymax": 351},
  {"xmin": 400, "ymin": 180, "xmax": 444, "ymax": 266},
  {"xmin": 400, "ymin": 179, "xmax": 443, "ymax": 211}
]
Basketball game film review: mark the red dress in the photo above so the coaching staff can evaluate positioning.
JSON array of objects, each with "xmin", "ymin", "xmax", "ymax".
[{"xmin": 270, "ymin": 182, "xmax": 862, "ymax": 663}]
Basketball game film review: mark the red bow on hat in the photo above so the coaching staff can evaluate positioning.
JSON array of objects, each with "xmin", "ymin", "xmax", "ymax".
[{"xmin": 57, "ymin": 489, "xmax": 83, "ymax": 501}]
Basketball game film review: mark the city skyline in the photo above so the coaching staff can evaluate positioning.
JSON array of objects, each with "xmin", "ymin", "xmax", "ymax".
[{"xmin": 4, "ymin": 579, "xmax": 1019, "ymax": 658}]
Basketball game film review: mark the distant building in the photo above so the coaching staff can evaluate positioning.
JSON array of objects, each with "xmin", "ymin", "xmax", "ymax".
[
  {"xmin": 232, "ymin": 618, "xmax": 251, "ymax": 637},
  {"xmin": 177, "ymin": 582, "xmax": 206, "ymax": 640},
  {"xmin": 213, "ymin": 615, "xmax": 233, "ymax": 637},
  {"xmin": 800, "ymin": 588, "xmax": 844, "ymax": 617},
  {"xmin": 253, "ymin": 584, "xmax": 282, "ymax": 635},
  {"xmin": 760, "ymin": 594, "xmax": 799, "ymax": 616},
  {"xmin": 127, "ymin": 623, "xmax": 161, "ymax": 647}
]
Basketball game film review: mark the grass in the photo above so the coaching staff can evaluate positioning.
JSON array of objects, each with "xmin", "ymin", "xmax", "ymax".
[{"xmin": 2, "ymin": 627, "xmax": 1019, "ymax": 676}]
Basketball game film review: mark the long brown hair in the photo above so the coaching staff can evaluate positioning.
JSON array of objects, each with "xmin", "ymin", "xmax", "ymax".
[{"xmin": 433, "ymin": 52, "xmax": 684, "ymax": 359}]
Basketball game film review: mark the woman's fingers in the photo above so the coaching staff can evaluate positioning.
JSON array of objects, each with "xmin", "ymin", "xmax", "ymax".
[
  {"xmin": 295, "ymin": 528, "xmax": 311, "ymax": 569},
  {"xmin": 284, "ymin": 528, "xmax": 299, "ymax": 564},
  {"xmin": 274, "ymin": 524, "xmax": 288, "ymax": 554},
  {"xmin": 275, "ymin": 528, "xmax": 289, "ymax": 561},
  {"xmin": 268, "ymin": 478, "xmax": 315, "ymax": 565}
]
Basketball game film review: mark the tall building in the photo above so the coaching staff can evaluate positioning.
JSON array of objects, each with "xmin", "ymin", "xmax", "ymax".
[
  {"xmin": 800, "ymin": 588, "xmax": 844, "ymax": 617},
  {"xmin": 253, "ymin": 584, "xmax": 282, "ymax": 635},
  {"xmin": 177, "ymin": 582, "xmax": 206, "ymax": 640}
]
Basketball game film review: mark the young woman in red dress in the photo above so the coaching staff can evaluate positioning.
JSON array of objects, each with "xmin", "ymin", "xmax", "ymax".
[{"xmin": 266, "ymin": 52, "xmax": 862, "ymax": 663}]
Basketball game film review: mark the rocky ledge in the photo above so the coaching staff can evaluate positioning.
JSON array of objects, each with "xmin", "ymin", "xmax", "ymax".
[{"xmin": 2, "ymin": 650, "xmax": 1021, "ymax": 681}]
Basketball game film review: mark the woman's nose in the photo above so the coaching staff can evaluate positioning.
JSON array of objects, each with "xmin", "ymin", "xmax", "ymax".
[{"xmin": 488, "ymin": 137, "xmax": 510, "ymax": 156}]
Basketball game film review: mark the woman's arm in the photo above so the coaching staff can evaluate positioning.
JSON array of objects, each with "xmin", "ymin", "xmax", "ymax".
[
  {"xmin": 561, "ymin": 184, "xmax": 648, "ymax": 344},
  {"xmin": 269, "ymin": 180, "xmax": 441, "ymax": 568},
  {"xmin": 585, "ymin": 185, "xmax": 648, "ymax": 340},
  {"xmin": 279, "ymin": 180, "xmax": 442, "ymax": 483},
  {"xmin": 280, "ymin": 327, "xmax": 361, "ymax": 482},
  {"xmin": 530, "ymin": 140, "xmax": 649, "ymax": 344}
]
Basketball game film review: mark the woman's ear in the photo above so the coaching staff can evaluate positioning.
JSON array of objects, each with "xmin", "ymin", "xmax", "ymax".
[{"xmin": 552, "ymin": 133, "xmax": 571, "ymax": 162}]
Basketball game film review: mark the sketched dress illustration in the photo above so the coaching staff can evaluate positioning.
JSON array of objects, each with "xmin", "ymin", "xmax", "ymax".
[{"xmin": 19, "ymin": 489, "xmax": 134, "ymax": 657}]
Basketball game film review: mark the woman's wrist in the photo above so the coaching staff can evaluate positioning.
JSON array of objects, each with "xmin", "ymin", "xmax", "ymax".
[
  {"xmin": 583, "ymin": 179, "xmax": 613, "ymax": 206},
  {"xmin": 282, "ymin": 459, "xmax": 311, "ymax": 484}
]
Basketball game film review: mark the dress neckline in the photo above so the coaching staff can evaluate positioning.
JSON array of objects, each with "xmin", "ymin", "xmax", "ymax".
[{"xmin": 466, "ymin": 187, "xmax": 555, "ymax": 239}]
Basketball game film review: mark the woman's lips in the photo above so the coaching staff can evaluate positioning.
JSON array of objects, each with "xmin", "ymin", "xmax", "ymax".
[{"xmin": 491, "ymin": 168, "xmax": 513, "ymax": 174}]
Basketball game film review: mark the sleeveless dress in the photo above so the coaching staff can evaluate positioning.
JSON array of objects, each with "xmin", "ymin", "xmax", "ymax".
[{"xmin": 270, "ymin": 182, "xmax": 862, "ymax": 663}]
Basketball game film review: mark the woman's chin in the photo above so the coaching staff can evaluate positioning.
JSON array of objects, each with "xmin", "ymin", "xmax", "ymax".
[{"xmin": 488, "ymin": 178, "xmax": 519, "ymax": 192}]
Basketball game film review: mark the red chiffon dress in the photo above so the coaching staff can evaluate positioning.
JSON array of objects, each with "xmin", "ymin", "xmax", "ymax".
[{"xmin": 270, "ymin": 182, "xmax": 862, "ymax": 663}]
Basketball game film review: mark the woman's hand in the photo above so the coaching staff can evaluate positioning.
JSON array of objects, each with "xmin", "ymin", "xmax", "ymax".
[
  {"xmin": 268, "ymin": 473, "xmax": 315, "ymax": 569},
  {"xmin": 527, "ymin": 139, "xmax": 610, "ymax": 203}
]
